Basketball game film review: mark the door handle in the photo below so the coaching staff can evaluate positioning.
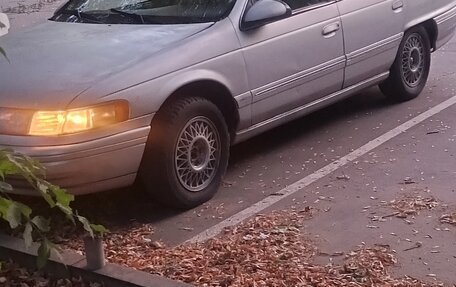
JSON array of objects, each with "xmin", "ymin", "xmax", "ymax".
[
  {"xmin": 322, "ymin": 22, "xmax": 340, "ymax": 38},
  {"xmin": 392, "ymin": 0, "xmax": 403, "ymax": 12}
]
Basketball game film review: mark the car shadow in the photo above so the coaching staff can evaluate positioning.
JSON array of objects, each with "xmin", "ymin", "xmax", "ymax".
[
  {"xmin": 229, "ymin": 87, "xmax": 394, "ymax": 168},
  {"xmin": 11, "ymin": 183, "xmax": 184, "ymax": 230}
]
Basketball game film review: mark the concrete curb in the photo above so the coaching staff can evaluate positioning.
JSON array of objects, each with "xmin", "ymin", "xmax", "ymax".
[{"xmin": 0, "ymin": 234, "xmax": 191, "ymax": 287}]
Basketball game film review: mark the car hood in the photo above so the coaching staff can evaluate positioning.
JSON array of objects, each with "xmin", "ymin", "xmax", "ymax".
[{"xmin": 0, "ymin": 21, "xmax": 212, "ymax": 110}]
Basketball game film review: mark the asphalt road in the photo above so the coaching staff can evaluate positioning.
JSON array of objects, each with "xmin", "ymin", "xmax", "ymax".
[{"xmin": 3, "ymin": 2, "xmax": 456, "ymax": 284}]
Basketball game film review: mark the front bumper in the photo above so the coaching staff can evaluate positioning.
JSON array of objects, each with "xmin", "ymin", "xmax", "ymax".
[{"xmin": 1, "ymin": 114, "xmax": 153, "ymax": 195}]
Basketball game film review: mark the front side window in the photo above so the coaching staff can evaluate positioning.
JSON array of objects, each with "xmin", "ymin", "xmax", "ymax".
[
  {"xmin": 51, "ymin": 0, "xmax": 236, "ymax": 24},
  {"xmin": 282, "ymin": 0, "xmax": 333, "ymax": 10}
]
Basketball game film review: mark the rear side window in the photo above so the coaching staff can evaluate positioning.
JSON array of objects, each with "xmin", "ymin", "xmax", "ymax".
[{"xmin": 282, "ymin": 0, "xmax": 333, "ymax": 10}]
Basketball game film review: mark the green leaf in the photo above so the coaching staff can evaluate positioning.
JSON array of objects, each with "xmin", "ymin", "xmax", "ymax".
[
  {"xmin": 47, "ymin": 241, "xmax": 64, "ymax": 263},
  {"xmin": 23, "ymin": 222, "xmax": 33, "ymax": 248},
  {"xmin": 31, "ymin": 216, "xmax": 51, "ymax": 233},
  {"xmin": 37, "ymin": 240, "xmax": 51, "ymax": 269},
  {"xmin": 4, "ymin": 201, "xmax": 32, "ymax": 229},
  {"xmin": 0, "ymin": 181, "xmax": 13, "ymax": 192},
  {"xmin": 55, "ymin": 203, "xmax": 74, "ymax": 222},
  {"xmin": 90, "ymin": 224, "xmax": 108, "ymax": 236},
  {"xmin": 0, "ymin": 197, "xmax": 11, "ymax": 218},
  {"xmin": 5, "ymin": 152, "xmax": 42, "ymax": 183},
  {"xmin": 42, "ymin": 192, "xmax": 55, "ymax": 208},
  {"xmin": 6, "ymin": 202, "xmax": 22, "ymax": 229},
  {"xmin": 17, "ymin": 202, "xmax": 32, "ymax": 219},
  {"xmin": 77, "ymin": 215, "xmax": 94, "ymax": 238},
  {"xmin": 36, "ymin": 181, "xmax": 55, "ymax": 207},
  {"xmin": 0, "ymin": 159, "xmax": 18, "ymax": 179},
  {"xmin": 36, "ymin": 181, "xmax": 50, "ymax": 194},
  {"xmin": 51, "ymin": 186, "xmax": 74, "ymax": 207}
]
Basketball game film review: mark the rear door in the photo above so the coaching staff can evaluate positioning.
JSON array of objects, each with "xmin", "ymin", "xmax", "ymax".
[
  {"xmin": 337, "ymin": 0, "xmax": 405, "ymax": 87},
  {"xmin": 236, "ymin": 0, "xmax": 345, "ymax": 124}
]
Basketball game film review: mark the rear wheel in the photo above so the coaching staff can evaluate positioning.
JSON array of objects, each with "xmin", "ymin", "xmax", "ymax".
[
  {"xmin": 140, "ymin": 96, "xmax": 230, "ymax": 209},
  {"xmin": 379, "ymin": 26, "xmax": 431, "ymax": 102}
]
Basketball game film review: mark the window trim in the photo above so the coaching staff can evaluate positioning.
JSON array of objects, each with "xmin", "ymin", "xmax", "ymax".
[
  {"xmin": 239, "ymin": 0, "xmax": 339, "ymax": 31},
  {"xmin": 291, "ymin": 0, "xmax": 338, "ymax": 15}
]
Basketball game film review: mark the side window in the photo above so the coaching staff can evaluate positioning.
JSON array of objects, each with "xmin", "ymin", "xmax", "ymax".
[{"xmin": 282, "ymin": 0, "xmax": 333, "ymax": 10}]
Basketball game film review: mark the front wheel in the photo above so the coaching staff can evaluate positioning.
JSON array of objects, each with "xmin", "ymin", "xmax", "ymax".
[
  {"xmin": 140, "ymin": 97, "xmax": 230, "ymax": 209},
  {"xmin": 379, "ymin": 26, "xmax": 431, "ymax": 102}
]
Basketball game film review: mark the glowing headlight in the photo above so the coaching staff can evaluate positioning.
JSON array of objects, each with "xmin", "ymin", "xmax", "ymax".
[{"xmin": 28, "ymin": 101, "xmax": 129, "ymax": 136}]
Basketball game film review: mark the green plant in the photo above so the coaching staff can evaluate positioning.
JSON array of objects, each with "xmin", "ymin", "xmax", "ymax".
[
  {"xmin": 0, "ymin": 18, "xmax": 104, "ymax": 268},
  {"xmin": 0, "ymin": 149, "xmax": 107, "ymax": 268}
]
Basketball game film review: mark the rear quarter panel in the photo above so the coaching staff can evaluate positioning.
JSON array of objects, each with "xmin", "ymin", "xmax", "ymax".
[{"xmin": 403, "ymin": 0, "xmax": 456, "ymax": 29}]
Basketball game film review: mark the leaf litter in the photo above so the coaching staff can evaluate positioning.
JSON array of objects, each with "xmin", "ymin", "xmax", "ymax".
[
  {"xmin": 58, "ymin": 210, "xmax": 443, "ymax": 286},
  {"xmin": 388, "ymin": 194, "xmax": 439, "ymax": 218},
  {"xmin": 2, "ymin": 207, "xmax": 446, "ymax": 286}
]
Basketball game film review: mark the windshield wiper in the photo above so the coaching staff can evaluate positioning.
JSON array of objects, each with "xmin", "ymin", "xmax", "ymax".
[
  {"xmin": 110, "ymin": 8, "xmax": 145, "ymax": 24},
  {"xmin": 57, "ymin": 9, "xmax": 102, "ymax": 23}
]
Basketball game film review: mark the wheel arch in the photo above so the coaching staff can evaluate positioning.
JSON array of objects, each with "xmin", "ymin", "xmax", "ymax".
[
  {"xmin": 379, "ymin": 20, "xmax": 432, "ymax": 102},
  {"xmin": 421, "ymin": 19, "xmax": 438, "ymax": 51},
  {"xmin": 404, "ymin": 18, "xmax": 438, "ymax": 51},
  {"xmin": 155, "ymin": 72, "xmax": 240, "ymax": 142}
]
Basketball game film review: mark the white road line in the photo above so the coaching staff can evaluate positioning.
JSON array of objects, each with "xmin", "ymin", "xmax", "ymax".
[{"xmin": 186, "ymin": 95, "xmax": 456, "ymax": 244}]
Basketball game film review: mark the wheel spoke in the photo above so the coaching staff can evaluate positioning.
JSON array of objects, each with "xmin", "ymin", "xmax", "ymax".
[
  {"xmin": 174, "ymin": 116, "xmax": 221, "ymax": 192},
  {"xmin": 400, "ymin": 33, "xmax": 426, "ymax": 87}
]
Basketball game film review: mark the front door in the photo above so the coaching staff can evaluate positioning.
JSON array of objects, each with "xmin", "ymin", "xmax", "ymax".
[
  {"xmin": 235, "ymin": 0, "xmax": 346, "ymax": 124},
  {"xmin": 337, "ymin": 0, "xmax": 405, "ymax": 87}
]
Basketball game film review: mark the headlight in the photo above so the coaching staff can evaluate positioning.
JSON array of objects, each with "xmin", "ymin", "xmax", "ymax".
[
  {"xmin": 0, "ymin": 108, "xmax": 34, "ymax": 135},
  {"xmin": 0, "ymin": 101, "xmax": 129, "ymax": 136}
]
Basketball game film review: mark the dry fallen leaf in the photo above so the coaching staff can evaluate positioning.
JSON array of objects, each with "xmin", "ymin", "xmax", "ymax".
[
  {"xmin": 439, "ymin": 212, "xmax": 456, "ymax": 225},
  {"xmin": 389, "ymin": 194, "xmax": 439, "ymax": 218}
]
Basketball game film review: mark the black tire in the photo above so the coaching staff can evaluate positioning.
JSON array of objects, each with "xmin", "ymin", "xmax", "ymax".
[
  {"xmin": 139, "ymin": 96, "xmax": 230, "ymax": 209},
  {"xmin": 379, "ymin": 26, "xmax": 431, "ymax": 102}
]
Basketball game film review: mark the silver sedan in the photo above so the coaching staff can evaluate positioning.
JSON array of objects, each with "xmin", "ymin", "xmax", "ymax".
[{"xmin": 1, "ymin": 0, "xmax": 455, "ymax": 208}]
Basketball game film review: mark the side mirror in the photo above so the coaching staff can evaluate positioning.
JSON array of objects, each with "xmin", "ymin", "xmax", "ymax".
[
  {"xmin": 241, "ymin": 0, "xmax": 292, "ymax": 31},
  {"xmin": 0, "ymin": 13, "xmax": 10, "ymax": 37}
]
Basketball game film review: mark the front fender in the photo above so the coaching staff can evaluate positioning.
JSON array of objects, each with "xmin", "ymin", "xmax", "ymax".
[
  {"xmin": 97, "ymin": 52, "xmax": 249, "ymax": 120},
  {"xmin": 157, "ymin": 69, "xmax": 235, "ymax": 102}
]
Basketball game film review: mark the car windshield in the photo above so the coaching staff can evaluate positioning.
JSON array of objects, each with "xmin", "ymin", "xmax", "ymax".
[{"xmin": 51, "ymin": 0, "xmax": 236, "ymax": 24}]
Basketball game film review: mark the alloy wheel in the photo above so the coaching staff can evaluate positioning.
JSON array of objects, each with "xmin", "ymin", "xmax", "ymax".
[
  {"xmin": 174, "ymin": 116, "xmax": 221, "ymax": 192},
  {"xmin": 401, "ymin": 33, "xmax": 425, "ymax": 88}
]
